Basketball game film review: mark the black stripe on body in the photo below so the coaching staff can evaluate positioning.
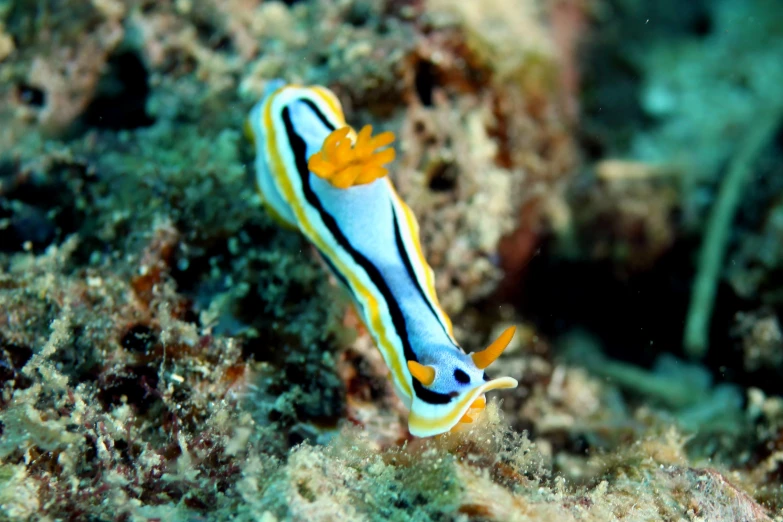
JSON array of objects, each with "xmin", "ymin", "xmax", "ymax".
[
  {"xmin": 390, "ymin": 202, "xmax": 458, "ymax": 348},
  {"xmin": 298, "ymin": 101, "xmax": 361, "ymax": 303},
  {"xmin": 281, "ymin": 102, "xmax": 453, "ymax": 405},
  {"xmin": 302, "ymin": 99, "xmax": 336, "ymax": 132},
  {"xmin": 320, "ymin": 251, "xmax": 354, "ymax": 295},
  {"xmin": 306, "ymin": 95, "xmax": 456, "ymax": 347}
]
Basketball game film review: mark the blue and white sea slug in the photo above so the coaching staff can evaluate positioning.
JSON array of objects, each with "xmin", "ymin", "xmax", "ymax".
[{"xmin": 245, "ymin": 81, "xmax": 518, "ymax": 437}]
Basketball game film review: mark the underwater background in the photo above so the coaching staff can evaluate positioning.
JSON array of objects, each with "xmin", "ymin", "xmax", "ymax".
[{"xmin": 0, "ymin": 0, "xmax": 782, "ymax": 520}]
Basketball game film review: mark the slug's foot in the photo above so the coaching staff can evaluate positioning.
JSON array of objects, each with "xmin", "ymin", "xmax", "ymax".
[{"xmin": 451, "ymin": 396, "xmax": 488, "ymax": 432}]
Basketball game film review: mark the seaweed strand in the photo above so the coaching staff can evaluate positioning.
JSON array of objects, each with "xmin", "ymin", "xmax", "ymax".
[{"xmin": 684, "ymin": 106, "xmax": 783, "ymax": 358}]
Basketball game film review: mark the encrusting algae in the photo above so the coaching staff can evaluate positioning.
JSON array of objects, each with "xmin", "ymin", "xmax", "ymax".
[{"xmin": 0, "ymin": 0, "xmax": 781, "ymax": 520}]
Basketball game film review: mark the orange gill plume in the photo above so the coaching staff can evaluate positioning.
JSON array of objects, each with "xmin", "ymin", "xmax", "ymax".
[{"xmin": 307, "ymin": 125, "xmax": 396, "ymax": 189}]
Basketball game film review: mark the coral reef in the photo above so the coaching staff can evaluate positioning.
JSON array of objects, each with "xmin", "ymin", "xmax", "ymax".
[{"xmin": 0, "ymin": 0, "xmax": 781, "ymax": 520}]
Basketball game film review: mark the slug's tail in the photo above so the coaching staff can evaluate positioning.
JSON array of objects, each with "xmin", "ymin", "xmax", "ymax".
[{"xmin": 307, "ymin": 125, "xmax": 396, "ymax": 189}]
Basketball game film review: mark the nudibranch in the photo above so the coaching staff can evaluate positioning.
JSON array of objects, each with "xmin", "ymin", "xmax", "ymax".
[{"xmin": 245, "ymin": 80, "xmax": 518, "ymax": 437}]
